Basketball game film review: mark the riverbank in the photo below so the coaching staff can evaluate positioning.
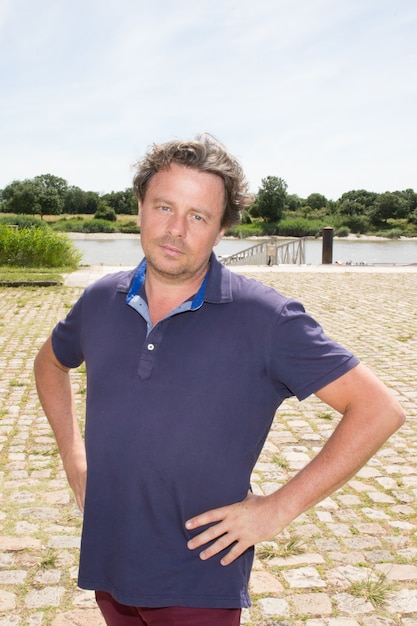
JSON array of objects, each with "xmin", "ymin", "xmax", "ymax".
[
  {"xmin": 68, "ymin": 233, "xmax": 417, "ymax": 267},
  {"xmin": 66, "ymin": 232, "xmax": 417, "ymax": 241}
]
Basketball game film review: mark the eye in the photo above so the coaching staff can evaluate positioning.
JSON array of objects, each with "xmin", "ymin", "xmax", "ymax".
[{"xmin": 191, "ymin": 213, "xmax": 204, "ymax": 222}]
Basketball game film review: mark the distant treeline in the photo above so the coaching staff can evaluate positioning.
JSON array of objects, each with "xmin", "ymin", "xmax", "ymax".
[
  {"xmin": 0, "ymin": 174, "xmax": 136, "ymax": 220},
  {"xmin": 1, "ymin": 173, "xmax": 416, "ymax": 237}
]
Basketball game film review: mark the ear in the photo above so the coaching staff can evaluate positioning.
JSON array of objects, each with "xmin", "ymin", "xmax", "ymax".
[
  {"xmin": 137, "ymin": 200, "xmax": 142, "ymax": 227},
  {"xmin": 214, "ymin": 227, "xmax": 226, "ymax": 247}
]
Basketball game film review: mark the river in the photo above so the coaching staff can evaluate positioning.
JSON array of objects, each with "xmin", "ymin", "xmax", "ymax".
[{"xmin": 69, "ymin": 235, "xmax": 417, "ymax": 266}]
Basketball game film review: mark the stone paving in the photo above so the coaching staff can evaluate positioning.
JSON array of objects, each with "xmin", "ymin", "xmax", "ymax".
[{"xmin": 0, "ymin": 265, "xmax": 416, "ymax": 625}]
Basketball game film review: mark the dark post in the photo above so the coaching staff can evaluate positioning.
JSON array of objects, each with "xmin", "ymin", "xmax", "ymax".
[
  {"xmin": 322, "ymin": 227, "xmax": 334, "ymax": 264},
  {"xmin": 267, "ymin": 243, "xmax": 276, "ymax": 266}
]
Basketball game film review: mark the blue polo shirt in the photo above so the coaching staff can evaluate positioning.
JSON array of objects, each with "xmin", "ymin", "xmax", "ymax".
[{"xmin": 51, "ymin": 253, "xmax": 359, "ymax": 609}]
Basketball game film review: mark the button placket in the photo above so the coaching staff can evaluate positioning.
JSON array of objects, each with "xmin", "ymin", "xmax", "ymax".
[{"xmin": 137, "ymin": 324, "xmax": 165, "ymax": 380}]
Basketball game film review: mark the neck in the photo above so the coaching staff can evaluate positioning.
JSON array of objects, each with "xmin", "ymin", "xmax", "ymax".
[{"xmin": 144, "ymin": 262, "xmax": 209, "ymax": 326}]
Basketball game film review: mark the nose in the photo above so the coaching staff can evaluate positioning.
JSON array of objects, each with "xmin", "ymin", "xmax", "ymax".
[{"xmin": 167, "ymin": 213, "xmax": 187, "ymax": 238}]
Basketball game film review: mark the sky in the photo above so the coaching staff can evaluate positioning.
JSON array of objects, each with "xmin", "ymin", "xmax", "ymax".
[{"xmin": 0, "ymin": 0, "xmax": 416, "ymax": 201}]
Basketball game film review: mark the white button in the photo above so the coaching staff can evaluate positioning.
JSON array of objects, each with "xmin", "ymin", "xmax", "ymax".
[{"xmin": 147, "ymin": 343, "xmax": 155, "ymax": 351}]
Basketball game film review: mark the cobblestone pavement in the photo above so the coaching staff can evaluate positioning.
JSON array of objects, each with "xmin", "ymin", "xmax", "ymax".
[{"xmin": 0, "ymin": 266, "xmax": 416, "ymax": 625}]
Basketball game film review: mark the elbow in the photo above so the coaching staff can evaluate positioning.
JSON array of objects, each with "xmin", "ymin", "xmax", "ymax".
[
  {"xmin": 395, "ymin": 404, "xmax": 406, "ymax": 430},
  {"xmin": 33, "ymin": 346, "xmax": 49, "ymax": 380},
  {"xmin": 387, "ymin": 397, "xmax": 406, "ymax": 434},
  {"xmin": 33, "ymin": 336, "xmax": 69, "ymax": 379},
  {"xmin": 33, "ymin": 350, "xmax": 42, "ymax": 380}
]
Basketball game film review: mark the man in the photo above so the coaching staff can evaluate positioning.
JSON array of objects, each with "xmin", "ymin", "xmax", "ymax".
[{"xmin": 34, "ymin": 135, "xmax": 405, "ymax": 626}]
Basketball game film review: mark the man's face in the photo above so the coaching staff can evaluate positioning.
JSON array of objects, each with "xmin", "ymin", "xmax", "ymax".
[{"xmin": 137, "ymin": 164, "xmax": 226, "ymax": 283}]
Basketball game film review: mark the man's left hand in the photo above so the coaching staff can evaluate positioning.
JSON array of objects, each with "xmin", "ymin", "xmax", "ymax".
[{"xmin": 185, "ymin": 492, "xmax": 277, "ymax": 566}]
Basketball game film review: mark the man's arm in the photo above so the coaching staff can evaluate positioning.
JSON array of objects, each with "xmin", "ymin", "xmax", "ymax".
[
  {"xmin": 34, "ymin": 336, "xmax": 87, "ymax": 512},
  {"xmin": 186, "ymin": 363, "xmax": 405, "ymax": 565}
]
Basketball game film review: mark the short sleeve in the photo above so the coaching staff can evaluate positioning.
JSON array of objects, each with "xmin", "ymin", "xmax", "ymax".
[
  {"xmin": 51, "ymin": 295, "xmax": 85, "ymax": 369},
  {"xmin": 269, "ymin": 299, "xmax": 359, "ymax": 401}
]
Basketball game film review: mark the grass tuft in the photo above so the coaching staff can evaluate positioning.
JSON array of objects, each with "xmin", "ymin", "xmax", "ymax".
[
  {"xmin": 348, "ymin": 571, "xmax": 393, "ymax": 607},
  {"xmin": 276, "ymin": 535, "xmax": 306, "ymax": 558}
]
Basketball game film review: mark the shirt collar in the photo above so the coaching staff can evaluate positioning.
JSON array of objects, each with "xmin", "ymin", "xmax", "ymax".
[
  {"xmin": 120, "ymin": 252, "xmax": 233, "ymax": 306},
  {"xmin": 125, "ymin": 258, "xmax": 209, "ymax": 312}
]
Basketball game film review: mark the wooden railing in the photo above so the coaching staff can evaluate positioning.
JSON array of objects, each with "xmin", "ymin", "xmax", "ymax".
[{"xmin": 220, "ymin": 238, "xmax": 306, "ymax": 266}]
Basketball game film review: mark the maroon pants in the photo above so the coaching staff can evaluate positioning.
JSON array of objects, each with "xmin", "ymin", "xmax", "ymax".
[{"xmin": 96, "ymin": 591, "xmax": 242, "ymax": 626}]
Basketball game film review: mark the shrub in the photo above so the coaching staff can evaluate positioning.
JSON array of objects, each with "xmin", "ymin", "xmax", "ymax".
[
  {"xmin": 118, "ymin": 221, "xmax": 140, "ymax": 234},
  {"xmin": 0, "ymin": 225, "xmax": 81, "ymax": 268},
  {"xmin": 240, "ymin": 209, "xmax": 252, "ymax": 225},
  {"xmin": 51, "ymin": 218, "xmax": 117, "ymax": 233},
  {"xmin": 276, "ymin": 218, "xmax": 323, "ymax": 237},
  {"xmin": 80, "ymin": 219, "xmax": 117, "ymax": 233},
  {"xmin": 335, "ymin": 226, "xmax": 350, "ymax": 237},
  {"xmin": 51, "ymin": 219, "xmax": 86, "ymax": 232},
  {"xmin": 338, "ymin": 213, "xmax": 370, "ymax": 234},
  {"xmin": 94, "ymin": 205, "xmax": 117, "ymax": 221},
  {"xmin": 225, "ymin": 223, "xmax": 265, "ymax": 237},
  {"xmin": 384, "ymin": 228, "xmax": 403, "ymax": 239},
  {"xmin": 0, "ymin": 214, "xmax": 49, "ymax": 230}
]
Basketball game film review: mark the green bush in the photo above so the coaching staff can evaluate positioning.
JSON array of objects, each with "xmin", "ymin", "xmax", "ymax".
[
  {"xmin": 225, "ymin": 223, "xmax": 265, "ymax": 237},
  {"xmin": 51, "ymin": 218, "xmax": 117, "ymax": 233},
  {"xmin": 79, "ymin": 219, "xmax": 117, "ymax": 233},
  {"xmin": 276, "ymin": 218, "xmax": 323, "ymax": 237},
  {"xmin": 94, "ymin": 206, "xmax": 117, "ymax": 221},
  {"xmin": 0, "ymin": 225, "xmax": 81, "ymax": 268},
  {"xmin": 375, "ymin": 228, "xmax": 402, "ymax": 239},
  {"xmin": 335, "ymin": 226, "xmax": 350, "ymax": 237},
  {"xmin": 51, "ymin": 219, "xmax": 86, "ymax": 232},
  {"xmin": 0, "ymin": 214, "xmax": 49, "ymax": 230},
  {"xmin": 337, "ymin": 213, "xmax": 370, "ymax": 234},
  {"xmin": 240, "ymin": 210, "xmax": 252, "ymax": 225},
  {"xmin": 118, "ymin": 221, "xmax": 140, "ymax": 234}
]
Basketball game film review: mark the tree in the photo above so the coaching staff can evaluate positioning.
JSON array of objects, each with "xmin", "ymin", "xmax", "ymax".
[
  {"xmin": 250, "ymin": 176, "xmax": 287, "ymax": 223},
  {"xmin": 64, "ymin": 186, "xmax": 87, "ymax": 214},
  {"xmin": 2, "ymin": 174, "xmax": 67, "ymax": 218},
  {"xmin": 33, "ymin": 174, "xmax": 67, "ymax": 217},
  {"xmin": 2, "ymin": 180, "xmax": 43, "ymax": 216},
  {"xmin": 337, "ymin": 189, "xmax": 378, "ymax": 217},
  {"xmin": 63, "ymin": 187, "xmax": 101, "ymax": 214},
  {"xmin": 34, "ymin": 174, "xmax": 67, "ymax": 198},
  {"xmin": 306, "ymin": 193, "xmax": 328, "ymax": 211},
  {"xmin": 84, "ymin": 191, "xmax": 101, "ymax": 214},
  {"xmin": 400, "ymin": 189, "xmax": 417, "ymax": 213},
  {"xmin": 369, "ymin": 192, "xmax": 409, "ymax": 227},
  {"xmin": 285, "ymin": 194, "xmax": 303, "ymax": 212},
  {"xmin": 94, "ymin": 202, "xmax": 117, "ymax": 221},
  {"xmin": 101, "ymin": 189, "xmax": 137, "ymax": 214}
]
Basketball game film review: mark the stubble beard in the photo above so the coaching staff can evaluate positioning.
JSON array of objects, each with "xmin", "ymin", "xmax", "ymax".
[{"xmin": 144, "ymin": 237, "xmax": 210, "ymax": 283}]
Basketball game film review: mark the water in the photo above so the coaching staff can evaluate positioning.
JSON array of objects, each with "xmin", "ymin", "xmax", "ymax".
[
  {"xmin": 71, "ymin": 236, "xmax": 417, "ymax": 266},
  {"xmin": 305, "ymin": 238, "xmax": 417, "ymax": 265}
]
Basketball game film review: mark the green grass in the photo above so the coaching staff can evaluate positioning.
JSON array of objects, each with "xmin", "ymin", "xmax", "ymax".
[
  {"xmin": 276, "ymin": 535, "xmax": 305, "ymax": 558},
  {"xmin": 272, "ymin": 453, "xmax": 289, "ymax": 469},
  {"xmin": 348, "ymin": 572, "xmax": 393, "ymax": 607},
  {"xmin": 0, "ymin": 266, "xmax": 66, "ymax": 284},
  {"xmin": 317, "ymin": 410, "xmax": 334, "ymax": 420},
  {"xmin": 39, "ymin": 549, "xmax": 58, "ymax": 569},
  {"xmin": 46, "ymin": 213, "xmax": 140, "ymax": 234},
  {"xmin": 256, "ymin": 542, "xmax": 279, "ymax": 561},
  {"xmin": 0, "ymin": 225, "xmax": 82, "ymax": 268}
]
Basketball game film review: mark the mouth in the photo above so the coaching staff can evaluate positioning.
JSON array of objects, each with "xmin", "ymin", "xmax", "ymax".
[
  {"xmin": 157, "ymin": 237, "xmax": 186, "ymax": 257},
  {"xmin": 160, "ymin": 243, "xmax": 185, "ymax": 257}
]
